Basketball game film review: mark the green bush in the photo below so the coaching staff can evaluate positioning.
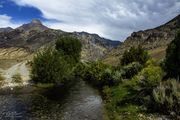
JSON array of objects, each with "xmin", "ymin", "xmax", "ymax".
[
  {"xmin": 55, "ymin": 35, "xmax": 82, "ymax": 64},
  {"xmin": 31, "ymin": 35, "xmax": 82, "ymax": 84},
  {"xmin": 121, "ymin": 46, "xmax": 149, "ymax": 66},
  {"xmin": 112, "ymin": 71, "xmax": 122, "ymax": 84},
  {"xmin": 81, "ymin": 61, "xmax": 108, "ymax": 87},
  {"xmin": 152, "ymin": 79, "xmax": 180, "ymax": 116},
  {"xmin": 73, "ymin": 63, "xmax": 86, "ymax": 77},
  {"xmin": 137, "ymin": 65, "xmax": 163, "ymax": 87},
  {"xmin": 12, "ymin": 73, "xmax": 22, "ymax": 83},
  {"xmin": 101, "ymin": 68, "xmax": 122, "ymax": 87},
  {"xmin": 31, "ymin": 47, "xmax": 70, "ymax": 84},
  {"xmin": 164, "ymin": 31, "xmax": 180, "ymax": 78},
  {"xmin": 121, "ymin": 62, "xmax": 142, "ymax": 79},
  {"xmin": 131, "ymin": 63, "xmax": 163, "ymax": 104},
  {"xmin": 75, "ymin": 61, "xmax": 122, "ymax": 88}
]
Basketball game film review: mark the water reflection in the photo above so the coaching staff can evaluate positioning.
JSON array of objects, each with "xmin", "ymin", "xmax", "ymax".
[{"xmin": 0, "ymin": 80, "xmax": 104, "ymax": 120}]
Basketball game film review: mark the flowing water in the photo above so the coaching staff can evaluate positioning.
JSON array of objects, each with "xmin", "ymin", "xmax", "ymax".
[{"xmin": 0, "ymin": 80, "xmax": 104, "ymax": 120}]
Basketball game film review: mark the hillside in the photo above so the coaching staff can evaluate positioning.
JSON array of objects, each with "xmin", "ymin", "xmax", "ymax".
[
  {"xmin": 104, "ymin": 14, "xmax": 180, "ymax": 65},
  {"xmin": 0, "ymin": 19, "xmax": 120, "ymax": 66}
]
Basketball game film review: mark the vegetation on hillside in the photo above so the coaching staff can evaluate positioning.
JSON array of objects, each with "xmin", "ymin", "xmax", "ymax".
[
  {"xmin": 75, "ymin": 61, "xmax": 121, "ymax": 88},
  {"xmin": 31, "ymin": 35, "xmax": 82, "ymax": 85},
  {"xmin": 164, "ymin": 30, "xmax": 180, "ymax": 78},
  {"xmin": 55, "ymin": 35, "xmax": 82, "ymax": 64},
  {"xmin": 30, "ymin": 31, "xmax": 180, "ymax": 119},
  {"xmin": 75, "ymin": 41, "xmax": 180, "ymax": 119},
  {"xmin": 121, "ymin": 46, "xmax": 149, "ymax": 66}
]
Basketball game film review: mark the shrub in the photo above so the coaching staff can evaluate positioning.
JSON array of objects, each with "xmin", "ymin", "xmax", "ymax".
[
  {"xmin": 0, "ymin": 73, "xmax": 5, "ymax": 86},
  {"xmin": 55, "ymin": 35, "xmax": 82, "ymax": 64},
  {"xmin": 139, "ymin": 66, "xmax": 162, "ymax": 87},
  {"xmin": 134, "ymin": 64, "xmax": 163, "ymax": 89},
  {"xmin": 76, "ymin": 61, "xmax": 122, "ymax": 88},
  {"xmin": 131, "ymin": 63, "xmax": 163, "ymax": 104},
  {"xmin": 81, "ymin": 61, "xmax": 108, "ymax": 87},
  {"xmin": 102, "ymin": 86, "xmax": 112, "ymax": 102},
  {"xmin": 31, "ymin": 47, "xmax": 70, "ymax": 84},
  {"xmin": 164, "ymin": 31, "xmax": 180, "ymax": 78},
  {"xmin": 112, "ymin": 71, "xmax": 122, "ymax": 84},
  {"xmin": 121, "ymin": 46, "xmax": 149, "ymax": 66},
  {"xmin": 73, "ymin": 63, "xmax": 86, "ymax": 77},
  {"xmin": 152, "ymin": 79, "xmax": 180, "ymax": 116},
  {"xmin": 121, "ymin": 62, "xmax": 142, "ymax": 79},
  {"xmin": 12, "ymin": 73, "xmax": 22, "ymax": 83},
  {"xmin": 101, "ymin": 68, "xmax": 122, "ymax": 87}
]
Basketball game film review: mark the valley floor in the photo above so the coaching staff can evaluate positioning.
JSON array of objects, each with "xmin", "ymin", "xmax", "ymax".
[{"xmin": 0, "ymin": 61, "xmax": 105, "ymax": 120}]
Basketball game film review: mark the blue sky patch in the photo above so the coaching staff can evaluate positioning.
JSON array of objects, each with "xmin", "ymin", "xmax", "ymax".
[
  {"xmin": 0, "ymin": 0, "xmax": 180, "ymax": 40},
  {"xmin": 0, "ymin": 0, "xmax": 44, "ymax": 22}
]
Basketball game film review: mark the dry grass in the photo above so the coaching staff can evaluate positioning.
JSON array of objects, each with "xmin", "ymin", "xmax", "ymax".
[
  {"xmin": 148, "ymin": 47, "xmax": 167, "ymax": 62},
  {"xmin": 0, "ymin": 47, "xmax": 30, "ymax": 59},
  {"xmin": 103, "ymin": 47, "xmax": 167, "ymax": 66},
  {"xmin": 103, "ymin": 56, "xmax": 120, "ymax": 66},
  {"xmin": 0, "ymin": 73, "xmax": 5, "ymax": 86},
  {"xmin": 12, "ymin": 73, "xmax": 23, "ymax": 83}
]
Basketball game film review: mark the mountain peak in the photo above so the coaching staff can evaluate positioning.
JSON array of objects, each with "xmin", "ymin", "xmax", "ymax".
[
  {"xmin": 31, "ymin": 19, "xmax": 42, "ymax": 25},
  {"xmin": 17, "ymin": 19, "xmax": 48, "ymax": 32}
]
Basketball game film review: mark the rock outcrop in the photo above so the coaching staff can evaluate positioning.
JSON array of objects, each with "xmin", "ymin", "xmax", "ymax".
[{"xmin": 104, "ymin": 14, "xmax": 180, "ymax": 65}]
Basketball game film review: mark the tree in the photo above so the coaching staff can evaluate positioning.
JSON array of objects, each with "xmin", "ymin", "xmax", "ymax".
[
  {"xmin": 31, "ymin": 35, "xmax": 82, "ymax": 84},
  {"xmin": 164, "ymin": 31, "xmax": 180, "ymax": 78},
  {"xmin": 55, "ymin": 35, "xmax": 82, "ymax": 64},
  {"xmin": 121, "ymin": 46, "xmax": 149, "ymax": 66},
  {"xmin": 31, "ymin": 47, "xmax": 70, "ymax": 84}
]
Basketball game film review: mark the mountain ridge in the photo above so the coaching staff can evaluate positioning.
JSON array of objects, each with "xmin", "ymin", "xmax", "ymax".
[
  {"xmin": 0, "ymin": 27, "xmax": 13, "ymax": 33},
  {"xmin": 0, "ymin": 20, "xmax": 120, "ymax": 62},
  {"xmin": 103, "ymin": 14, "xmax": 180, "ymax": 65}
]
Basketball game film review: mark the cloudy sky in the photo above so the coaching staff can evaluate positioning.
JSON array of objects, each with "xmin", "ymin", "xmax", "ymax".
[{"xmin": 0, "ymin": 0, "xmax": 180, "ymax": 41}]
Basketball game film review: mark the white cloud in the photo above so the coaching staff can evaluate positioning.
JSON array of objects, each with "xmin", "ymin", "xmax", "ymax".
[
  {"xmin": 10, "ymin": 0, "xmax": 180, "ymax": 40},
  {"xmin": 44, "ymin": 21, "xmax": 107, "ymax": 38},
  {"xmin": 0, "ymin": 14, "xmax": 21, "ymax": 28}
]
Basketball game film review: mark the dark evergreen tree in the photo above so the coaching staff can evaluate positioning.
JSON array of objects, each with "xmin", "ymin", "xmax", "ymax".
[
  {"xmin": 55, "ymin": 35, "xmax": 82, "ymax": 64},
  {"xmin": 164, "ymin": 31, "xmax": 180, "ymax": 78},
  {"xmin": 121, "ymin": 46, "xmax": 149, "ymax": 66}
]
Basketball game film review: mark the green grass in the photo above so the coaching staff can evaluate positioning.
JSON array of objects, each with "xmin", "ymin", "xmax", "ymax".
[
  {"xmin": 103, "ymin": 80, "xmax": 145, "ymax": 120},
  {"xmin": 35, "ymin": 83, "xmax": 55, "ymax": 88},
  {"xmin": 103, "ymin": 78, "xmax": 168, "ymax": 120}
]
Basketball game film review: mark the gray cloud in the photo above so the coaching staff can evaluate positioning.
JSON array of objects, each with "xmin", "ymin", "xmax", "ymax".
[{"xmin": 10, "ymin": 0, "xmax": 180, "ymax": 41}]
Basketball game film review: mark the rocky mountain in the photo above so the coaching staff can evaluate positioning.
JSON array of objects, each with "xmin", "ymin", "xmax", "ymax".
[
  {"xmin": 0, "ymin": 27, "xmax": 13, "ymax": 33},
  {"xmin": 17, "ymin": 19, "xmax": 48, "ymax": 32},
  {"xmin": 0, "ymin": 19, "xmax": 120, "ymax": 62},
  {"xmin": 104, "ymin": 14, "xmax": 180, "ymax": 65}
]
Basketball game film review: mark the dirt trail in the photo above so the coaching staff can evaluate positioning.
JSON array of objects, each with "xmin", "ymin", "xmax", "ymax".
[{"xmin": 0, "ymin": 62, "xmax": 30, "ymax": 88}]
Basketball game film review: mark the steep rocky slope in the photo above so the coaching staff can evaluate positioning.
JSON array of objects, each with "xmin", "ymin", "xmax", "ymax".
[
  {"xmin": 0, "ymin": 20, "xmax": 120, "ymax": 63},
  {"xmin": 0, "ymin": 27, "xmax": 13, "ymax": 33},
  {"xmin": 104, "ymin": 14, "xmax": 180, "ymax": 65}
]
